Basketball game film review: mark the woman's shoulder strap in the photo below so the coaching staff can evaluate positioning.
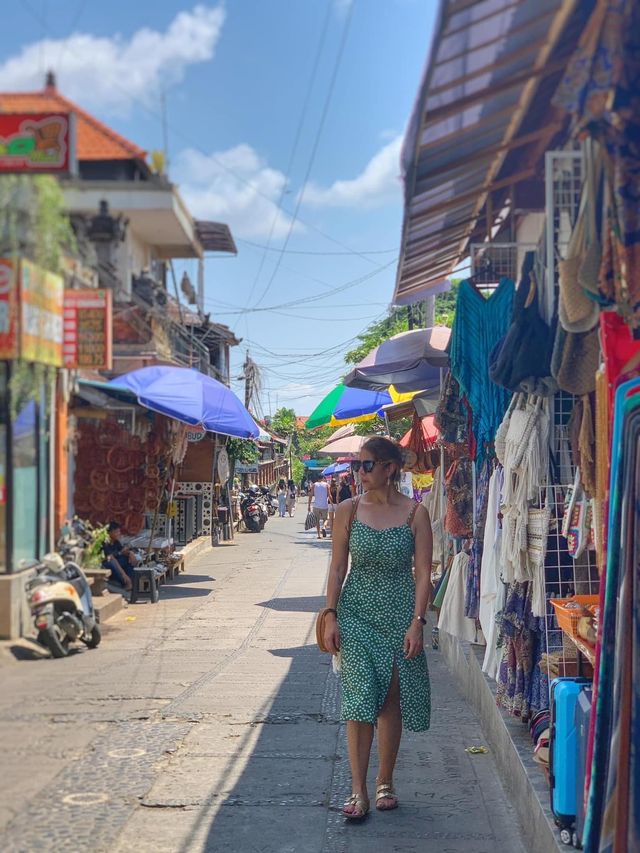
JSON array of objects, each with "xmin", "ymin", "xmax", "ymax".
[{"xmin": 347, "ymin": 496, "xmax": 360, "ymax": 536}]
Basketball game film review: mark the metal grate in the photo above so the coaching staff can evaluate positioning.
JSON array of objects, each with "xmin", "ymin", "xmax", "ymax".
[
  {"xmin": 540, "ymin": 484, "xmax": 599, "ymax": 683},
  {"xmin": 469, "ymin": 242, "xmax": 537, "ymax": 288}
]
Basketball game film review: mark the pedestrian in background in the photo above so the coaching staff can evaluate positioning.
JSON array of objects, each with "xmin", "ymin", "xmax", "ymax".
[
  {"xmin": 308, "ymin": 478, "xmax": 329, "ymax": 539},
  {"xmin": 277, "ymin": 482, "xmax": 287, "ymax": 517},
  {"xmin": 323, "ymin": 436, "xmax": 433, "ymax": 820},
  {"xmin": 286, "ymin": 479, "xmax": 297, "ymax": 517},
  {"xmin": 327, "ymin": 477, "xmax": 339, "ymax": 536},
  {"xmin": 339, "ymin": 477, "xmax": 352, "ymax": 503}
]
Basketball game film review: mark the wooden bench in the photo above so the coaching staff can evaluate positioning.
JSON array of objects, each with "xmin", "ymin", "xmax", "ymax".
[
  {"xmin": 130, "ymin": 565, "xmax": 168, "ymax": 604},
  {"xmin": 84, "ymin": 567, "xmax": 110, "ymax": 597}
]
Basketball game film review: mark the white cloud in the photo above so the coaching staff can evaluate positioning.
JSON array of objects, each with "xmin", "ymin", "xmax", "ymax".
[
  {"xmin": 175, "ymin": 144, "xmax": 298, "ymax": 240},
  {"xmin": 303, "ymin": 136, "xmax": 403, "ymax": 209},
  {"xmin": 0, "ymin": 5, "xmax": 225, "ymax": 116}
]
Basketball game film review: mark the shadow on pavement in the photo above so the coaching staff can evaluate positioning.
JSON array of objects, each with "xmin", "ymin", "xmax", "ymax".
[{"xmin": 257, "ymin": 594, "xmax": 326, "ymax": 613}]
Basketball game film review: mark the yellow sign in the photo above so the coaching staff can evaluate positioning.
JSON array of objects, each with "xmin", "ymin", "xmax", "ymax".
[{"xmin": 20, "ymin": 258, "xmax": 64, "ymax": 366}]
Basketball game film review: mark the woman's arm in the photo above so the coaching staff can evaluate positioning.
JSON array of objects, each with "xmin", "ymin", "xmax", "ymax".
[
  {"xmin": 404, "ymin": 504, "xmax": 434, "ymax": 659},
  {"xmin": 324, "ymin": 499, "xmax": 353, "ymax": 653}
]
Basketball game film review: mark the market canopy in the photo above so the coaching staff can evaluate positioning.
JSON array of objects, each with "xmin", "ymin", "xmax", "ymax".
[
  {"xmin": 322, "ymin": 462, "xmax": 351, "ymax": 476},
  {"xmin": 399, "ymin": 415, "xmax": 439, "ymax": 448},
  {"xmin": 107, "ymin": 366, "xmax": 260, "ymax": 440},
  {"xmin": 344, "ymin": 327, "xmax": 450, "ymax": 393},
  {"xmin": 394, "ymin": 0, "xmax": 584, "ymax": 305},
  {"xmin": 318, "ymin": 434, "xmax": 370, "ymax": 458},
  {"xmin": 305, "ymin": 384, "xmax": 392, "ymax": 430}
]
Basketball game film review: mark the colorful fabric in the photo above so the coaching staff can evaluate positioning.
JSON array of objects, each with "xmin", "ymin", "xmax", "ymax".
[
  {"xmin": 338, "ymin": 513, "xmax": 431, "ymax": 732},
  {"xmin": 554, "ymin": 0, "xmax": 640, "ymax": 327},
  {"xmin": 449, "ymin": 278, "xmax": 514, "ymax": 461},
  {"xmin": 465, "ymin": 458, "xmax": 493, "ymax": 619}
]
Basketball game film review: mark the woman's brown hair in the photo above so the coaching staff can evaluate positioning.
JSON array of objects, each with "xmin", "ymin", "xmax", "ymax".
[{"xmin": 361, "ymin": 436, "xmax": 403, "ymax": 484}]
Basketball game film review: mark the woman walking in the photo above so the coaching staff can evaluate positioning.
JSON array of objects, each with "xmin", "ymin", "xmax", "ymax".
[
  {"xmin": 286, "ymin": 479, "xmax": 297, "ymax": 517},
  {"xmin": 277, "ymin": 481, "xmax": 287, "ymax": 517},
  {"xmin": 323, "ymin": 437, "xmax": 432, "ymax": 820}
]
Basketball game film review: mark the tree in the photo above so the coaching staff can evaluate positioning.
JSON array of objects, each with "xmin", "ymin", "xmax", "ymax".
[
  {"xmin": 434, "ymin": 279, "xmax": 460, "ymax": 328},
  {"xmin": 270, "ymin": 407, "xmax": 296, "ymax": 437}
]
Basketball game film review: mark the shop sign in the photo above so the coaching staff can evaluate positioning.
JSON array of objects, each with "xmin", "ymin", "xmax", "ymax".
[
  {"xmin": 0, "ymin": 259, "xmax": 18, "ymax": 359},
  {"xmin": 186, "ymin": 425, "xmax": 205, "ymax": 442},
  {"xmin": 217, "ymin": 448, "xmax": 230, "ymax": 483},
  {"xmin": 0, "ymin": 113, "xmax": 76, "ymax": 174},
  {"xmin": 20, "ymin": 259, "xmax": 64, "ymax": 366},
  {"xmin": 63, "ymin": 289, "xmax": 113, "ymax": 369},
  {"xmin": 235, "ymin": 463, "xmax": 258, "ymax": 474}
]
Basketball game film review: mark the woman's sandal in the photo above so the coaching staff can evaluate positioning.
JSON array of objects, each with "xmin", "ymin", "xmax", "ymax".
[
  {"xmin": 342, "ymin": 794, "xmax": 370, "ymax": 820},
  {"xmin": 375, "ymin": 782, "xmax": 398, "ymax": 811}
]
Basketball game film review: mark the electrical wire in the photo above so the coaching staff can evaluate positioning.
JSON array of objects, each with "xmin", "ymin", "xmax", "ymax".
[
  {"xmin": 239, "ymin": 1, "xmax": 333, "ymax": 318},
  {"xmin": 252, "ymin": 0, "xmax": 355, "ymax": 310},
  {"xmin": 237, "ymin": 238, "xmax": 399, "ymax": 256}
]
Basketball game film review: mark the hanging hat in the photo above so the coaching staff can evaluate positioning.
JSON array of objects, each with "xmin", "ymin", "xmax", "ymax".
[{"xmin": 558, "ymin": 192, "xmax": 599, "ymax": 332}]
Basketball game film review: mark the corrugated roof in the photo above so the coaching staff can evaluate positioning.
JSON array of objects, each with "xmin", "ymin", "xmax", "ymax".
[
  {"xmin": 0, "ymin": 84, "xmax": 147, "ymax": 162},
  {"xmin": 195, "ymin": 221, "xmax": 237, "ymax": 254},
  {"xmin": 394, "ymin": 0, "xmax": 588, "ymax": 305}
]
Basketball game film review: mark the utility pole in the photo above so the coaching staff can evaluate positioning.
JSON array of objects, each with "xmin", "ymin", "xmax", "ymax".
[{"xmin": 243, "ymin": 351, "xmax": 252, "ymax": 410}]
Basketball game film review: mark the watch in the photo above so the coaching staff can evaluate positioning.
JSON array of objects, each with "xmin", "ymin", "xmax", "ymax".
[{"xmin": 415, "ymin": 615, "xmax": 427, "ymax": 626}]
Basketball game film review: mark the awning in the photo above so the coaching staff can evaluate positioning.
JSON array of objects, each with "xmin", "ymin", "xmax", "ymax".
[
  {"xmin": 394, "ymin": 0, "xmax": 586, "ymax": 305},
  {"xmin": 195, "ymin": 220, "xmax": 237, "ymax": 254}
]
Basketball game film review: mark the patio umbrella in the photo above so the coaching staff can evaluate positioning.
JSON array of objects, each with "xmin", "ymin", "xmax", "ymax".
[
  {"xmin": 108, "ymin": 366, "xmax": 259, "ymax": 439},
  {"xmin": 322, "ymin": 462, "xmax": 351, "ymax": 476},
  {"xmin": 344, "ymin": 327, "xmax": 450, "ymax": 393},
  {"xmin": 306, "ymin": 384, "xmax": 415, "ymax": 430},
  {"xmin": 318, "ymin": 434, "xmax": 370, "ymax": 458}
]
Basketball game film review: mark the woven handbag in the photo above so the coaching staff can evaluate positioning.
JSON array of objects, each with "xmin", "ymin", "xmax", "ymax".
[{"xmin": 304, "ymin": 510, "xmax": 318, "ymax": 531}]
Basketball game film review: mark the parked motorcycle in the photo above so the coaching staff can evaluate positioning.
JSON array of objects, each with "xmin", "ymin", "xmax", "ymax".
[
  {"xmin": 57, "ymin": 516, "xmax": 92, "ymax": 563},
  {"xmin": 239, "ymin": 491, "xmax": 263, "ymax": 533},
  {"xmin": 260, "ymin": 486, "xmax": 278, "ymax": 517},
  {"xmin": 249, "ymin": 486, "xmax": 269, "ymax": 529},
  {"xmin": 26, "ymin": 553, "xmax": 101, "ymax": 658}
]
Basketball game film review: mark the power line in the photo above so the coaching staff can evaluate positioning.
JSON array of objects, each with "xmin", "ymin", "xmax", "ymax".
[
  {"xmin": 252, "ymin": 0, "xmax": 356, "ymax": 310},
  {"xmin": 237, "ymin": 238, "xmax": 399, "ymax": 257},
  {"xmin": 239, "ymin": 1, "xmax": 334, "ymax": 319}
]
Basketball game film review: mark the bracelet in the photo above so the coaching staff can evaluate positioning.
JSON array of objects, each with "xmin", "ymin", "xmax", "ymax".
[
  {"xmin": 415, "ymin": 615, "xmax": 427, "ymax": 625},
  {"xmin": 325, "ymin": 607, "xmax": 337, "ymax": 616}
]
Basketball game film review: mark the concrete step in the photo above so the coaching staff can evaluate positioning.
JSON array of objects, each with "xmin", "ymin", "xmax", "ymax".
[{"xmin": 94, "ymin": 591, "xmax": 125, "ymax": 624}]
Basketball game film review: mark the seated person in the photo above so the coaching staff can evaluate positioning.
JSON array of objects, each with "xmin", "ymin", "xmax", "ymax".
[{"xmin": 102, "ymin": 521, "xmax": 138, "ymax": 590}]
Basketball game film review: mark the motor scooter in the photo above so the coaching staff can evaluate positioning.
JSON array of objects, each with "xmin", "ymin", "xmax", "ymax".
[
  {"xmin": 26, "ymin": 553, "xmax": 101, "ymax": 658},
  {"xmin": 239, "ymin": 492, "xmax": 263, "ymax": 533},
  {"xmin": 260, "ymin": 486, "xmax": 278, "ymax": 517}
]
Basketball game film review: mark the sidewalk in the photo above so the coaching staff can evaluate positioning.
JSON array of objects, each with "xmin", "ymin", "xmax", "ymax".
[{"xmin": 0, "ymin": 510, "xmax": 527, "ymax": 852}]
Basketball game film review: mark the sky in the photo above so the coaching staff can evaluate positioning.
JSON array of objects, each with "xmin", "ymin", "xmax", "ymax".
[{"xmin": 1, "ymin": 0, "xmax": 437, "ymax": 416}]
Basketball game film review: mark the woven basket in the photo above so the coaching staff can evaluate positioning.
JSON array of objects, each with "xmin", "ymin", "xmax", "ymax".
[{"xmin": 550, "ymin": 595, "xmax": 599, "ymax": 638}]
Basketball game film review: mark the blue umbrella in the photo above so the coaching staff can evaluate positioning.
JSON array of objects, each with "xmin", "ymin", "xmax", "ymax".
[
  {"xmin": 108, "ymin": 366, "xmax": 259, "ymax": 440},
  {"xmin": 332, "ymin": 386, "xmax": 392, "ymax": 421},
  {"xmin": 322, "ymin": 462, "xmax": 351, "ymax": 476}
]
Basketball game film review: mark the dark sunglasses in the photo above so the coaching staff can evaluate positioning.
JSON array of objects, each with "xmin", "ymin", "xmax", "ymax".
[{"xmin": 352, "ymin": 459, "xmax": 387, "ymax": 474}]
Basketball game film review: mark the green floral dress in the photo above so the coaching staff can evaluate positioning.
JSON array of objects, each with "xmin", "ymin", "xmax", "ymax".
[{"xmin": 337, "ymin": 510, "xmax": 431, "ymax": 732}]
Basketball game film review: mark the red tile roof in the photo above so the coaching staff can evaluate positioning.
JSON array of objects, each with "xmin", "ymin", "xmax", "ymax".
[{"xmin": 0, "ymin": 84, "xmax": 146, "ymax": 162}]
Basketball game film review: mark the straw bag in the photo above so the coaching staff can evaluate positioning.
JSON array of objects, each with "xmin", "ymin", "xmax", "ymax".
[
  {"xmin": 305, "ymin": 510, "xmax": 318, "ymax": 531},
  {"xmin": 527, "ymin": 487, "xmax": 552, "ymax": 575},
  {"xmin": 558, "ymin": 187, "xmax": 599, "ymax": 333},
  {"xmin": 554, "ymin": 325, "xmax": 600, "ymax": 396}
]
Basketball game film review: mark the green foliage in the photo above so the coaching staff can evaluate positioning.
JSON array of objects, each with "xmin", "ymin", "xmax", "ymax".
[
  {"xmin": 0, "ymin": 175, "xmax": 75, "ymax": 272},
  {"xmin": 291, "ymin": 457, "xmax": 304, "ymax": 485},
  {"xmin": 434, "ymin": 279, "xmax": 460, "ymax": 328},
  {"xmin": 270, "ymin": 407, "xmax": 296, "ymax": 437},
  {"xmin": 84, "ymin": 524, "xmax": 109, "ymax": 569},
  {"xmin": 344, "ymin": 310, "xmax": 409, "ymax": 366},
  {"xmin": 226, "ymin": 437, "xmax": 260, "ymax": 465}
]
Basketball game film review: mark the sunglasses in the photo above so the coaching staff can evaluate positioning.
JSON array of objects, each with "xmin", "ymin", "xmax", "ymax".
[{"xmin": 352, "ymin": 460, "xmax": 387, "ymax": 474}]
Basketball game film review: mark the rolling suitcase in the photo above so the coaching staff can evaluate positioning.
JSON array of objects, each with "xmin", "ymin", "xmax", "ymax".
[
  {"xmin": 573, "ymin": 686, "xmax": 593, "ymax": 849},
  {"xmin": 549, "ymin": 677, "xmax": 589, "ymax": 845}
]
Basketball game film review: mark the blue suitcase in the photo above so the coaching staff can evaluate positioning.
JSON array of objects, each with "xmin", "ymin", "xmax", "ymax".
[
  {"xmin": 549, "ymin": 677, "xmax": 589, "ymax": 840},
  {"xmin": 573, "ymin": 686, "xmax": 593, "ymax": 849}
]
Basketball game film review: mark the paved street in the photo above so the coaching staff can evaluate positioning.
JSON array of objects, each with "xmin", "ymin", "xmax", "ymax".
[{"xmin": 0, "ymin": 509, "xmax": 527, "ymax": 853}]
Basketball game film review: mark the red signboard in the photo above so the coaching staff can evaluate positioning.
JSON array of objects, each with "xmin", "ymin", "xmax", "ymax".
[
  {"xmin": 63, "ymin": 289, "xmax": 113, "ymax": 369},
  {"xmin": 0, "ymin": 113, "xmax": 76, "ymax": 174}
]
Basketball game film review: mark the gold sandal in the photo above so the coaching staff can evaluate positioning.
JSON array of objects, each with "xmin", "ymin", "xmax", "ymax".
[
  {"xmin": 375, "ymin": 782, "xmax": 398, "ymax": 811},
  {"xmin": 342, "ymin": 794, "xmax": 369, "ymax": 820}
]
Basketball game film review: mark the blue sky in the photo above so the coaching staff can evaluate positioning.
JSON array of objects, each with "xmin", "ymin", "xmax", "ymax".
[{"xmin": 2, "ymin": 0, "xmax": 436, "ymax": 416}]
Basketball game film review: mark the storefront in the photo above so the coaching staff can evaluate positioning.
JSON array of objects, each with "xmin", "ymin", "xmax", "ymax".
[
  {"xmin": 0, "ymin": 258, "xmax": 64, "ymax": 637},
  {"xmin": 388, "ymin": 1, "xmax": 639, "ymax": 849}
]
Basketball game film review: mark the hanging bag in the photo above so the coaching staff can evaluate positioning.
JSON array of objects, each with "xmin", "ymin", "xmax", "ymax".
[{"xmin": 558, "ymin": 181, "xmax": 599, "ymax": 333}]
